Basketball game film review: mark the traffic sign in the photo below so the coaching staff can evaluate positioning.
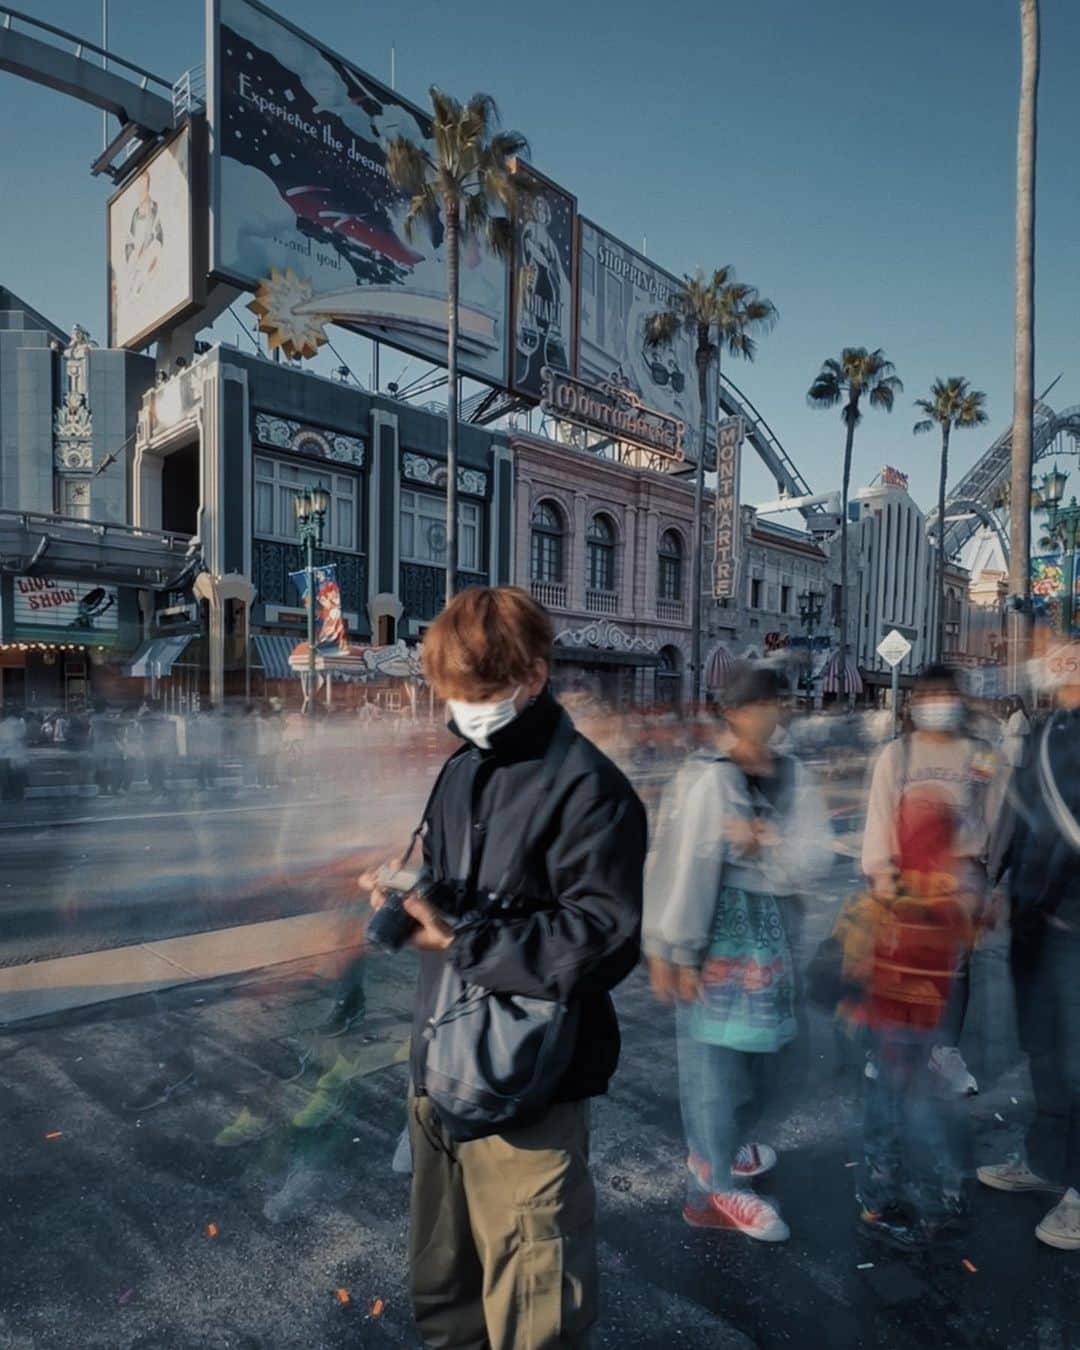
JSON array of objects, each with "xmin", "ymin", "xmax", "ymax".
[
  {"xmin": 877, "ymin": 629, "xmax": 913, "ymax": 668},
  {"xmin": 881, "ymin": 622, "xmax": 918, "ymax": 643}
]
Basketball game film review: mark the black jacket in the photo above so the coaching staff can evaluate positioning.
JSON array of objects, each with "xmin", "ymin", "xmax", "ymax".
[{"xmin": 410, "ymin": 689, "xmax": 647, "ymax": 1104}]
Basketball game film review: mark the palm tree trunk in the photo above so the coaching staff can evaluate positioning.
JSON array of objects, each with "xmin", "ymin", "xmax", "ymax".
[
  {"xmin": 444, "ymin": 202, "xmax": 461, "ymax": 607},
  {"xmin": 937, "ymin": 422, "xmax": 950, "ymax": 662},
  {"xmin": 690, "ymin": 340, "xmax": 710, "ymax": 706},
  {"xmin": 1008, "ymin": 0, "xmax": 1039, "ymax": 684},
  {"xmin": 838, "ymin": 406, "xmax": 857, "ymax": 703}
]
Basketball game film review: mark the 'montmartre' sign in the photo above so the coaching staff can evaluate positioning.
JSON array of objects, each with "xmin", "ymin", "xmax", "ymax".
[
  {"xmin": 540, "ymin": 367, "xmax": 685, "ymax": 461},
  {"xmin": 713, "ymin": 417, "xmax": 744, "ymax": 599}
]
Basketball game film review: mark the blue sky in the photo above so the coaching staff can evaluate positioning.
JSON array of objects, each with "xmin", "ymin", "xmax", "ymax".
[{"xmin": 3, "ymin": 0, "xmax": 1077, "ymax": 512}]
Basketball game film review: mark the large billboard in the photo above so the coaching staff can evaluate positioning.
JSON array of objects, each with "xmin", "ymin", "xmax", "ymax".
[
  {"xmin": 209, "ymin": 0, "xmax": 509, "ymax": 385},
  {"xmin": 510, "ymin": 167, "xmax": 576, "ymax": 398},
  {"xmin": 108, "ymin": 122, "xmax": 206, "ymax": 350},
  {"xmin": 577, "ymin": 221, "xmax": 712, "ymax": 458}
]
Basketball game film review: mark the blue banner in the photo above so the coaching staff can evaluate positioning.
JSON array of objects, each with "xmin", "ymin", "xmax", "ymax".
[{"xmin": 289, "ymin": 565, "xmax": 349, "ymax": 652}]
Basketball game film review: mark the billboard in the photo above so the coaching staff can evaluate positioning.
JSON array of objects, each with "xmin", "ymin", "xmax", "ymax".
[
  {"xmin": 108, "ymin": 122, "xmax": 206, "ymax": 350},
  {"xmin": 209, "ymin": 0, "xmax": 509, "ymax": 385},
  {"xmin": 13, "ymin": 578, "xmax": 119, "ymax": 636},
  {"xmin": 577, "ymin": 221, "xmax": 711, "ymax": 457},
  {"xmin": 510, "ymin": 166, "xmax": 576, "ymax": 398},
  {"xmin": 712, "ymin": 417, "xmax": 744, "ymax": 599}
]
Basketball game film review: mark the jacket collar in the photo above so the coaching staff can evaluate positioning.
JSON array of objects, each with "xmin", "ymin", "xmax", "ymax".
[{"xmin": 449, "ymin": 686, "xmax": 564, "ymax": 763}]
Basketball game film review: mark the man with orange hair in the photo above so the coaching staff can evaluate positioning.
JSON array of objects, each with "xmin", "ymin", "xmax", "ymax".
[{"xmin": 366, "ymin": 586, "xmax": 646, "ymax": 1349}]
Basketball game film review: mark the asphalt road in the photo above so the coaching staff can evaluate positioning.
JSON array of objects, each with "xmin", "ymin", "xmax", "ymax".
[
  {"xmin": 0, "ymin": 781, "xmax": 428, "ymax": 966},
  {"xmin": 0, "ymin": 918, "xmax": 1076, "ymax": 1350}
]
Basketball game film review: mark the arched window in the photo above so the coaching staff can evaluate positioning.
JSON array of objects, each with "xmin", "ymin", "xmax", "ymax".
[
  {"xmin": 656, "ymin": 644, "xmax": 683, "ymax": 705},
  {"xmin": 658, "ymin": 529, "xmax": 684, "ymax": 602},
  {"xmin": 586, "ymin": 513, "xmax": 616, "ymax": 593},
  {"xmin": 530, "ymin": 499, "xmax": 564, "ymax": 584}
]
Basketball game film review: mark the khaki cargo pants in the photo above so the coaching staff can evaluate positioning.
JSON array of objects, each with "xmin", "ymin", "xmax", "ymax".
[{"xmin": 408, "ymin": 1094, "xmax": 597, "ymax": 1350}]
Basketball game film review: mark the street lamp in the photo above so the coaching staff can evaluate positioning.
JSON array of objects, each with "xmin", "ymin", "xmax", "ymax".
[
  {"xmin": 1036, "ymin": 464, "xmax": 1080, "ymax": 635},
  {"xmin": 798, "ymin": 589, "xmax": 824, "ymax": 707},
  {"xmin": 294, "ymin": 485, "xmax": 330, "ymax": 717}
]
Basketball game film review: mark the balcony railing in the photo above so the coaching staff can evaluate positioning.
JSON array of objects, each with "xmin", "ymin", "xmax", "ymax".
[
  {"xmin": 657, "ymin": 598, "xmax": 685, "ymax": 623},
  {"xmin": 585, "ymin": 589, "xmax": 618, "ymax": 616},
  {"xmin": 530, "ymin": 580, "xmax": 567, "ymax": 610},
  {"xmin": 400, "ymin": 563, "xmax": 488, "ymax": 623},
  {"xmin": 252, "ymin": 539, "xmax": 366, "ymax": 614}
]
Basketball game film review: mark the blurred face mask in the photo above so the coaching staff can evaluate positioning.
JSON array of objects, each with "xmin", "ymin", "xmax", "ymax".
[
  {"xmin": 447, "ymin": 688, "xmax": 521, "ymax": 749},
  {"xmin": 911, "ymin": 699, "xmax": 965, "ymax": 734}
]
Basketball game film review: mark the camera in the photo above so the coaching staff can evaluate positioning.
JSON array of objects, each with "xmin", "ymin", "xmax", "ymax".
[{"xmin": 366, "ymin": 865, "xmax": 425, "ymax": 954}]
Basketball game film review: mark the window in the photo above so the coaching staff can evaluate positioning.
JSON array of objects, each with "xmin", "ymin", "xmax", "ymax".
[
  {"xmin": 586, "ymin": 513, "xmax": 616, "ymax": 593},
  {"xmin": 767, "ymin": 584, "xmax": 779, "ymax": 612},
  {"xmin": 254, "ymin": 456, "xmax": 358, "ymax": 551},
  {"xmin": 658, "ymin": 530, "xmax": 684, "ymax": 602},
  {"xmin": 60, "ymin": 478, "xmax": 91, "ymax": 521},
  {"xmin": 781, "ymin": 584, "xmax": 792, "ymax": 615},
  {"xmin": 750, "ymin": 578, "xmax": 763, "ymax": 609},
  {"xmin": 400, "ymin": 489, "xmax": 481, "ymax": 573},
  {"xmin": 530, "ymin": 500, "xmax": 565, "ymax": 584}
]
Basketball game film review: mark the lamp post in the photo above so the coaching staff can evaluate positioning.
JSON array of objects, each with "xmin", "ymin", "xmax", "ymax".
[
  {"xmin": 1034, "ymin": 464, "xmax": 1080, "ymax": 636},
  {"xmin": 798, "ymin": 589, "xmax": 824, "ymax": 709},
  {"xmin": 293, "ymin": 486, "xmax": 330, "ymax": 717}
]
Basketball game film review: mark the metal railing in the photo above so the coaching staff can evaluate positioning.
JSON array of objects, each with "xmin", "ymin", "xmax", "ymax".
[
  {"xmin": 585, "ymin": 589, "xmax": 618, "ymax": 616},
  {"xmin": 530, "ymin": 580, "xmax": 567, "ymax": 610},
  {"xmin": 657, "ymin": 598, "xmax": 685, "ymax": 624},
  {"xmin": 0, "ymin": 6, "xmax": 172, "ymax": 94}
]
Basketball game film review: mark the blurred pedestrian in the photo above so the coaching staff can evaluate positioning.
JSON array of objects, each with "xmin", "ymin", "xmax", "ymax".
[
  {"xmin": 644, "ymin": 662, "xmax": 832, "ymax": 1243},
  {"xmin": 980, "ymin": 656, "xmax": 1080, "ymax": 1251},
  {"xmin": 861, "ymin": 664, "xmax": 1003, "ymax": 1097},
  {"xmin": 368, "ymin": 585, "xmax": 645, "ymax": 1349},
  {"xmin": 1003, "ymin": 695, "xmax": 1032, "ymax": 768}
]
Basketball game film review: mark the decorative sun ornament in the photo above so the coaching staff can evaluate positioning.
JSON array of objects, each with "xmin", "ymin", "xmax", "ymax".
[{"xmin": 247, "ymin": 269, "xmax": 330, "ymax": 361}]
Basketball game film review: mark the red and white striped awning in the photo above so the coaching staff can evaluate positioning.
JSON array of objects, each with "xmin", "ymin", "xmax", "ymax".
[
  {"xmin": 704, "ymin": 644, "xmax": 735, "ymax": 689},
  {"xmin": 821, "ymin": 653, "xmax": 864, "ymax": 696}
]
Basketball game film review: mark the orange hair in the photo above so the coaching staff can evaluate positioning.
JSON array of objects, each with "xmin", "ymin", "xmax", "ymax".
[{"xmin": 422, "ymin": 586, "xmax": 553, "ymax": 700}]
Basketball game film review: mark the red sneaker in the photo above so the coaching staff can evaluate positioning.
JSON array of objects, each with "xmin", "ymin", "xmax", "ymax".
[
  {"xmin": 732, "ymin": 1143, "xmax": 778, "ymax": 1180},
  {"xmin": 683, "ymin": 1190, "xmax": 790, "ymax": 1242}
]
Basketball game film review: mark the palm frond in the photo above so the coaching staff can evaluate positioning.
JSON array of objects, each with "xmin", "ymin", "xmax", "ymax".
[
  {"xmin": 913, "ymin": 417, "xmax": 935, "ymax": 435},
  {"xmin": 643, "ymin": 310, "xmax": 682, "ymax": 350},
  {"xmin": 807, "ymin": 371, "xmax": 842, "ymax": 408}
]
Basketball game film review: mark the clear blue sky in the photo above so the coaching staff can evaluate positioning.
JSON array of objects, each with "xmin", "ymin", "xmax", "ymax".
[{"xmin": 3, "ymin": 0, "xmax": 1077, "ymax": 511}]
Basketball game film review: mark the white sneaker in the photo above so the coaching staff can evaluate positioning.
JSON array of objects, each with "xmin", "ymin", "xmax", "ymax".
[
  {"xmin": 929, "ymin": 1045, "xmax": 978, "ymax": 1096},
  {"xmin": 732, "ymin": 1143, "xmax": 778, "ymax": 1180},
  {"xmin": 1036, "ymin": 1188, "xmax": 1080, "ymax": 1250},
  {"xmin": 977, "ymin": 1154, "xmax": 1062, "ymax": 1193}
]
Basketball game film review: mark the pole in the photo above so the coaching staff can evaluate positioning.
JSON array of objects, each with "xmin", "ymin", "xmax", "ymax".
[
  {"xmin": 891, "ymin": 662, "xmax": 900, "ymax": 740},
  {"xmin": 1066, "ymin": 522, "xmax": 1077, "ymax": 638},
  {"xmin": 306, "ymin": 532, "xmax": 316, "ymax": 718},
  {"xmin": 101, "ymin": 0, "xmax": 109, "ymax": 153}
]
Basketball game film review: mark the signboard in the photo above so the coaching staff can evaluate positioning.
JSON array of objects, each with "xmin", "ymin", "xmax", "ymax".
[
  {"xmin": 876, "ymin": 628, "xmax": 912, "ymax": 668},
  {"xmin": 881, "ymin": 465, "xmax": 910, "ymax": 491},
  {"xmin": 540, "ymin": 368, "xmax": 684, "ymax": 461},
  {"xmin": 510, "ymin": 166, "xmax": 576, "ymax": 399},
  {"xmin": 108, "ymin": 121, "xmax": 207, "ymax": 350},
  {"xmin": 881, "ymin": 622, "xmax": 918, "ymax": 643},
  {"xmin": 712, "ymin": 416, "xmax": 744, "ymax": 599},
  {"xmin": 13, "ymin": 578, "xmax": 119, "ymax": 636},
  {"xmin": 1031, "ymin": 554, "xmax": 1080, "ymax": 635},
  {"xmin": 209, "ymin": 0, "xmax": 509, "ymax": 385},
  {"xmin": 577, "ymin": 221, "xmax": 711, "ymax": 455}
]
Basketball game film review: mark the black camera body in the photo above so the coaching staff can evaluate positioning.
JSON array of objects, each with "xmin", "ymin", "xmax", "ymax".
[{"xmin": 366, "ymin": 886, "xmax": 420, "ymax": 954}]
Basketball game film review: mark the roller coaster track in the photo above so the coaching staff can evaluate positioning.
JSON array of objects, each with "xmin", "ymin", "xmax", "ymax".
[
  {"xmin": 717, "ymin": 373, "xmax": 821, "ymax": 515},
  {"xmin": 930, "ymin": 399, "xmax": 1080, "ymax": 560}
]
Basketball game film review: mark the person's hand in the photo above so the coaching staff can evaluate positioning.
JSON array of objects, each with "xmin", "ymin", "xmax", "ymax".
[
  {"xmin": 402, "ymin": 892, "xmax": 454, "ymax": 952},
  {"xmin": 870, "ymin": 872, "xmax": 898, "ymax": 901},
  {"xmin": 725, "ymin": 818, "xmax": 760, "ymax": 856},
  {"xmin": 675, "ymin": 965, "xmax": 701, "ymax": 1003},
  {"xmin": 751, "ymin": 819, "xmax": 779, "ymax": 850},
  {"xmin": 358, "ymin": 856, "xmax": 402, "ymax": 912},
  {"xmin": 648, "ymin": 957, "xmax": 678, "ymax": 1003}
]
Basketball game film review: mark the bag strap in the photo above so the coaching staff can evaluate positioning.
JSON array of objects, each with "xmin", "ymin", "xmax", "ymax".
[{"xmin": 398, "ymin": 741, "xmax": 472, "ymax": 872}]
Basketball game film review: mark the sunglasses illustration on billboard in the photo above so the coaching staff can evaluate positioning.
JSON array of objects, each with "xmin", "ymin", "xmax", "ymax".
[
  {"xmin": 640, "ymin": 344, "xmax": 686, "ymax": 393},
  {"xmin": 74, "ymin": 588, "xmax": 115, "ymax": 630}
]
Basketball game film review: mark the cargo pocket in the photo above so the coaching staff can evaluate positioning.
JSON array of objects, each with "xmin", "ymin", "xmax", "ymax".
[{"xmin": 513, "ymin": 1177, "xmax": 596, "ymax": 1349}]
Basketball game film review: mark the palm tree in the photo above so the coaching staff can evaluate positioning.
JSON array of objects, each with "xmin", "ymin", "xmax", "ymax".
[
  {"xmin": 387, "ymin": 91, "xmax": 528, "ymax": 605},
  {"xmin": 1009, "ymin": 0, "xmax": 1040, "ymax": 679},
  {"xmin": 645, "ymin": 269, "xmax": 777, "ymax": 703},
  {"xmin": 914, "ymin": 378, "xmax": 989, "ymax": 661},
  {"xmin": 807, "ymin": 349, "xmax": 902, "ymax": 697}
]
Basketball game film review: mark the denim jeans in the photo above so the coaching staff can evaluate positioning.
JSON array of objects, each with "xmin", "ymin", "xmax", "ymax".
[
  {"xmin": 675, "ymin": 1002, "xmax": 773, "ymax": 1198},
  {"xmin": 861, "ymin": 1026, "xmax": 962, "ymax": 1221}
]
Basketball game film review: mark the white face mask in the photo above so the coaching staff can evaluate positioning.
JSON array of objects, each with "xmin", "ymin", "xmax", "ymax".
[
  {"xmin": 447, "ymin": 688, "xmax": 522, "ymax": 749},
  {"xmin": 911, "ymin": 700, "xmax": 965, "ymax": 734}
]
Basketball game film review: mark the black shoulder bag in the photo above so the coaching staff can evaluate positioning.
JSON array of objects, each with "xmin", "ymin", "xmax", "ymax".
[{"xmin": 421, "ymin": 711, "xmax": 580, "ymax": 1141}]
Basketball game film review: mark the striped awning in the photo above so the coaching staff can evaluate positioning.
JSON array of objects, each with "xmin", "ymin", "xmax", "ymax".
[
  {"xmin": 127, "ymin": 635, "xmax": 194, "ymax": 678},
  {"xmin": 821, "ymin": 653, "xmax": 864, "ymax": 696},
  {"xmin": 253, "ymin": 634, "xmax": 301, "ymax": 681},
  {"xmin": 704, "ymin": 644, "xmax": 735, "ymax": 689}
]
